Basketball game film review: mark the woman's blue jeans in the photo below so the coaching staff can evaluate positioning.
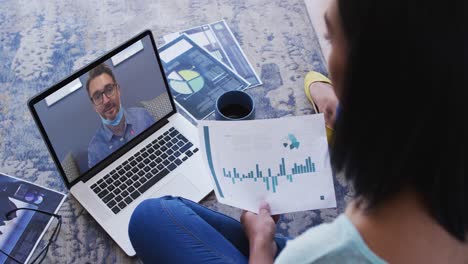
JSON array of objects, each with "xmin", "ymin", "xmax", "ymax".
[{"xmin": 128, "ymin": 196, "xmax": 287, "ymax": 263}]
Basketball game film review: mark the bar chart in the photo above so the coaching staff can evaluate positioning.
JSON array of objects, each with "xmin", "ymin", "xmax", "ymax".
[{"xmin": 222, "ymin": 157, "xmax": 317, "ymax": 193}]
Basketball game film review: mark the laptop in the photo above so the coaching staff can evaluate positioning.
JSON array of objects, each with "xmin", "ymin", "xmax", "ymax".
[{"xmin": 28, "ymin": 30, "xmax": 213, "ymax": 256}]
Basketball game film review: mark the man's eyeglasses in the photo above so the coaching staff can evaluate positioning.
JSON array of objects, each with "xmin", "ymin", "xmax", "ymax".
[
  {"xmin": 90, "ymin": 83, "xmax": 118, "ymax": 105},
  {"xmin": 0, "ymin": 208, "xmax": 62, "ymax": 264}
]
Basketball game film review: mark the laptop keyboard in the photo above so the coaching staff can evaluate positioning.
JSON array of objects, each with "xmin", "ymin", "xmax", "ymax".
[{"xmin": 90, "ymin": 127, "xmax": 199, "ymax": 214}]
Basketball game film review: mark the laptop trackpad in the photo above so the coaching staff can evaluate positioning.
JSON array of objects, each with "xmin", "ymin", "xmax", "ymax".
[{"xmin": 150, "ymin": 174, "xmax": 200, "ymax": 199}]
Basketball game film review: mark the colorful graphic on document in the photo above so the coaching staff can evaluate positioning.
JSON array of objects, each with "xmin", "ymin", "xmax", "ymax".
[
  {"xmin": 283, "ymin": 134, "xmax": 300, "ymax": 150},
  {"xmin": 168, "ymin": 67, "xmax": 205, "ymax": 95}
]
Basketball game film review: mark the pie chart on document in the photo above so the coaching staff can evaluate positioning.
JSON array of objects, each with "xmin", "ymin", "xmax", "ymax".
[{"xmin": 168, "ymin": 67, "xmax": 205, "ymax": 95}]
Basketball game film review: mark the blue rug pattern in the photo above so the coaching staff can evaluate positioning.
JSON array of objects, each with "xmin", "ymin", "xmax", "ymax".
[{"xmin": 0, "ymin": 0, "xmax": 352, "ymax": 262}]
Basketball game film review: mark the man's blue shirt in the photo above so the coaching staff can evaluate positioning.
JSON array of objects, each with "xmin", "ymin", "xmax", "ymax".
[{"xmin": 88, "ymin": 107, "xmax": 155, "ymax": 168}]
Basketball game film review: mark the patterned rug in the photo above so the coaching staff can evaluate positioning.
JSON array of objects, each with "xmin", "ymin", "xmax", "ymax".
[{"xmin": 0, "ymin": 0, "xmax": 352, "ymax": 262}]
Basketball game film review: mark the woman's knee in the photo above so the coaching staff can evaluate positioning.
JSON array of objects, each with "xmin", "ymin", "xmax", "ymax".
[{"xmin": 128, "ymin": 196, "xmax": 181, "ymax": 237}]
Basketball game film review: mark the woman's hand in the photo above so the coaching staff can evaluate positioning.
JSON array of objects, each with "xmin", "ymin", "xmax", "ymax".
[{"xmin": 241, "ymin": 202, "xmax": 278, "ymax": 264}]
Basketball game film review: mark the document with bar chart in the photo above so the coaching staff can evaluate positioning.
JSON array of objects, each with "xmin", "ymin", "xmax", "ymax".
[{"xmin": 198, "ymin": 114, "xmax": 336, "ymax": 214}]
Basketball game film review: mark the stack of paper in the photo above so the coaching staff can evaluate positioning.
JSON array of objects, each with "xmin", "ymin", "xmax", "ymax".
[
  {"xmin": 0, "ymin": 173, "xmax": 65, "ymax": 264},
  {"xmin": 159, "ymin": 21, "xmax": 262, "ymax": 121}
]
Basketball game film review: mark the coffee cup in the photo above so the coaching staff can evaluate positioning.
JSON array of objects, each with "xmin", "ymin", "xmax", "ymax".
[{"xmin": 215, "ymin": 90, "xmax": 255, "ymax": 121}]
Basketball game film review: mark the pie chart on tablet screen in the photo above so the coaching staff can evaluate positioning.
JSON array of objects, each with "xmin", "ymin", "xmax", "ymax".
[{"xmin": 168, "ymin": 68, "xmax": 205, "ymax": 95}]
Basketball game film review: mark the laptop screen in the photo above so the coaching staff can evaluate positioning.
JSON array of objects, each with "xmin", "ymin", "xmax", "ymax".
[{"xmin": 30, "ymin": 33, "xmax": 174, "ymax": 186}]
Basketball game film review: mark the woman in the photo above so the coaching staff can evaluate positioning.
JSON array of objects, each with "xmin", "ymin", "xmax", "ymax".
[{"xmin": 128, "ymin": 0, "xmax": 467, "ymax": 262}]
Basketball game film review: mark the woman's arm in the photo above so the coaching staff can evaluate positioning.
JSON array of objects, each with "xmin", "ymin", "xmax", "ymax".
[{"xmin": 241, "ymin": 202, "xmax": 278, "ymax": 264}]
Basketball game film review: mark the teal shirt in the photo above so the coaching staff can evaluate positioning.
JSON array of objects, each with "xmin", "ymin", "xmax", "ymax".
[{"xmin": 275, "ymin": 214, "xmax": 387, "ymax": 264}]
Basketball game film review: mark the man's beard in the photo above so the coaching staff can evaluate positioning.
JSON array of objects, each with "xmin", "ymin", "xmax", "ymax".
[{"xmin": 102, "ymin": 102, "xmax": 118, "ymax": 120}]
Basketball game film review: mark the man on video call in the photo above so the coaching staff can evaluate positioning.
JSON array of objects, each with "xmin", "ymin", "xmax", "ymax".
[{"xmin": 87, "ymin": 63, "xmax": 155, "ymax": 168}]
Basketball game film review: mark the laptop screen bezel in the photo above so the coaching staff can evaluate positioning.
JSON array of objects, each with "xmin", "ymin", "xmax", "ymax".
[{"xmin": 28, "ymin": 30, "xmax": 177, "ymax": 189}]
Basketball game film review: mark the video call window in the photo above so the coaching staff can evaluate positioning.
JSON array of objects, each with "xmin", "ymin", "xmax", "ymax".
[{"xmin": 34, "ymin": 36, "xmax": 174, "ymax": 183}]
